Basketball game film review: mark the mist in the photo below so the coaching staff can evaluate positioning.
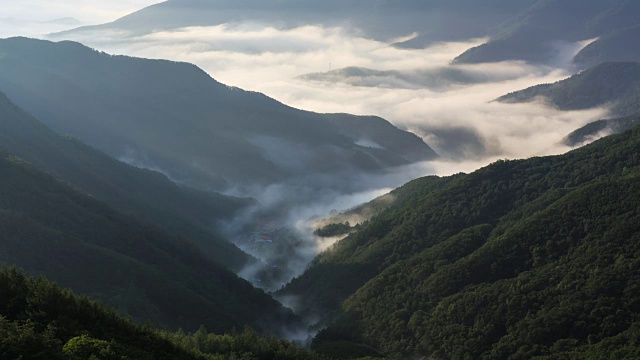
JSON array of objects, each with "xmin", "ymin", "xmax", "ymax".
[
  {"xmin": 218, "ymin": 160, "xmax": 430, "ymax": 292},
  {"xmin": 42, "ymin": 21, "xmax": 611, "ymax": 295}
]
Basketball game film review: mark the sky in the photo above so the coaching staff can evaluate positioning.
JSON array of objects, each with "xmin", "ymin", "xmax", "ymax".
[{"xmin": 0, "ymin": 0, "xmax": 160, "ymax": 37}]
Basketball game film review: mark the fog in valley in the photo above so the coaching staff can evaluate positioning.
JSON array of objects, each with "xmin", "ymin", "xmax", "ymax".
[{"xmin": 1, "ymin": 1, "xmax": 611, "ymax": 299}]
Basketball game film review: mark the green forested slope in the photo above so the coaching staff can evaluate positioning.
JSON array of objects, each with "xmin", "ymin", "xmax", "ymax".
[
  {"xmin": 0, "ymin": 90, "xmax": 250, "ymax": 271},
  {"xmin": 280, "ymin": 126, "xmax": 640, "ymax": 358},
  {"xmin": 0, "ymin": 153, "xmax": 297, "ymax": 334},
  {"xmin": 333, "ymin": 176, "xmax": 640, "ymax": 359},
  {"xmin": 0, "ymin": 268, "xmax": 322, "ymax": 360}
]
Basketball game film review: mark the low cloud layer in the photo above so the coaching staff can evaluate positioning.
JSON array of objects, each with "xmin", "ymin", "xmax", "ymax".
[{"xmin": 56, "ymin": 24, "xmax": 605, "ymax": 159}]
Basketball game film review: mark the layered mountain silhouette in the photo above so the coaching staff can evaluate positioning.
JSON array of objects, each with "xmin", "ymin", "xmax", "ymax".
[
  {"xmin": 497, "ymin": 62, "xmax": 640, "ymax": 116},
  {"xmin": 53, "ymin": 1, "xmax": 640, "ymax": 68},
  {"xmin": 454, "ymin": 0, "xmax": 640, "ymax": 65},
  {"xmin": 497, "ymin": 62, "xmax": 640, "ymax": 145},
  {"xmin": 573, "ymin": 24, "xmax": 640, "ymax": 69},
  {"xmin": 0, "ymin": 90, "xmax": 251, "ymax": 271},
  {"xmin": 0, "ymin": 37, "xmax": 437, "ymax": 193},
  {"xmin": 0, "ymin": 148, "xmax": 299, "ymax": 334},
  {"xmin": 2, "ymin": 2, "xmax": 640, "ymax": 359},
  {"xmin": 56, "ymin": 0, "xmax": 534, "ymax": 47}
]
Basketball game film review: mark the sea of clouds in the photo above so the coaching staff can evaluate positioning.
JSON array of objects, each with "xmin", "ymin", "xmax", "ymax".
[{"xmin": 1, "ymin": 10, "xmax": 611, "ymax": 290}]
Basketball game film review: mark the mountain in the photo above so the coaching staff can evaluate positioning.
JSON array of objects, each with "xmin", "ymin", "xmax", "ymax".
[
  {"xmin": 57, "ymin": 0, "xmax": 534, "ymax": 47},
  {"xmin": 573, "ymin": 24, "xmax": 640, "ymax": 69},
  {"xmin": 0, "ymin": 268, "xmax": 321, "ymax": 359},
  {"xmin": 279, "ymin": 125, "xmax": 640, "ymax": 358},
  {"xmin": 454, "ymin": 0, "xmax": 640, "ymax": 65},
  {"xmin": 563, "ymin": 113, "xmax": 640, "ymax": 146},
  {"xmin": 0, "ymin": 90, "xmax": 251, "ymax": 271},
  {"xmin": 0, "ymin": 37, "xmax": 436, "ymax": 194},
  {"xmin": 496, "ymin": 62, "xmax": 640, "ymax": 147},
  {"xmin": 0, "ymin": 146, "xmax": 298, "ymax": 334},
  {"xmin": 300, "ymin": 65, "xmax": 529, "ymax": 90},
  {"xmin": 496, "ymin": 62, "xmax": 640, "ymax": 118}
]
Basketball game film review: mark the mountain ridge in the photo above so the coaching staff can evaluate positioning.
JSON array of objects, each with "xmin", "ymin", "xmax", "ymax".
[
  {"xmin": 55, "ymin": 0, "xmax": 535, "ymax": 47},
  {"xmin": 0, "ymin": 37, "xmax": 437, "ymax": 194},
  {"xmin": 454, "ymin": 0, "xmax": 640, "ymax": 65}
]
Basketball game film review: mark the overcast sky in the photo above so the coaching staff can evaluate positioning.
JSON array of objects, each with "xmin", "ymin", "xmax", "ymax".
[{"xmin": 0, "ymin": 1, "xmax": 160, "ymax": 37}]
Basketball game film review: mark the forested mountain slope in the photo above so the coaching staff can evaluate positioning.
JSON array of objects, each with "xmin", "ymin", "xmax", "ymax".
[
  {"xmin": 281, "ymin": 126, "xmax": 640, "ymax": 358},
  {"xmin": 0, "ymin": 151, "xmax": 298, "ymax": 334},
  {"xmin": 0, "ymin": 37, "xmax": 436, "ymax": 192},
  {"xmin": 0, "ymin": 268, "xmax": 322, "ymax": 359},
  {"xmin": 0, "ymin": 90, "xmax": 250, "ymax": 271}
]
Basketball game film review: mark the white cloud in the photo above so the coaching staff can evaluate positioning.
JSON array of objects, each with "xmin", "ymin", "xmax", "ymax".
[{"xmin": 55, "ymin": 24, "xmax": 605, "ymax": 162}]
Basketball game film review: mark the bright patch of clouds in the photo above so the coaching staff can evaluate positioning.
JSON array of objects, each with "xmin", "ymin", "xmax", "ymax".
[{"xmin": 58, "ymin": 24, "xmax": 605, "ymax": 162}]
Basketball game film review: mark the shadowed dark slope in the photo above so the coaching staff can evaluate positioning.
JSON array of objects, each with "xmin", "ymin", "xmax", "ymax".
[
  {"xmin": 0, "ymin": 90, "xmax": 252, "ymax": 271},
  {"xmin": 573, "ymin": 24, "xmax": 640, "ymax": 69},
  {"xmin": 0, "ymin": 142, "xmax": 299, "ymax": 335}
]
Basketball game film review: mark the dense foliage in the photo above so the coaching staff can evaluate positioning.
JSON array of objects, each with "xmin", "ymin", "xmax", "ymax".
[
  {"xmin": 281, "ymin": 126, "xmax": 640, "ymax": 358},
  {"xmin": 0, "ymin": 268, "xmax": 324, "ymax": 360},
  {"xmin": 0, "ymin": 151, "xmax": 297, "ymax": 334}
]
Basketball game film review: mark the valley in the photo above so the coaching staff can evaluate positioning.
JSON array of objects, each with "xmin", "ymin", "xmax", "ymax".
[{"xmin": 1, "ymin": 1, "xmax": 640, "ymax": 359}]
